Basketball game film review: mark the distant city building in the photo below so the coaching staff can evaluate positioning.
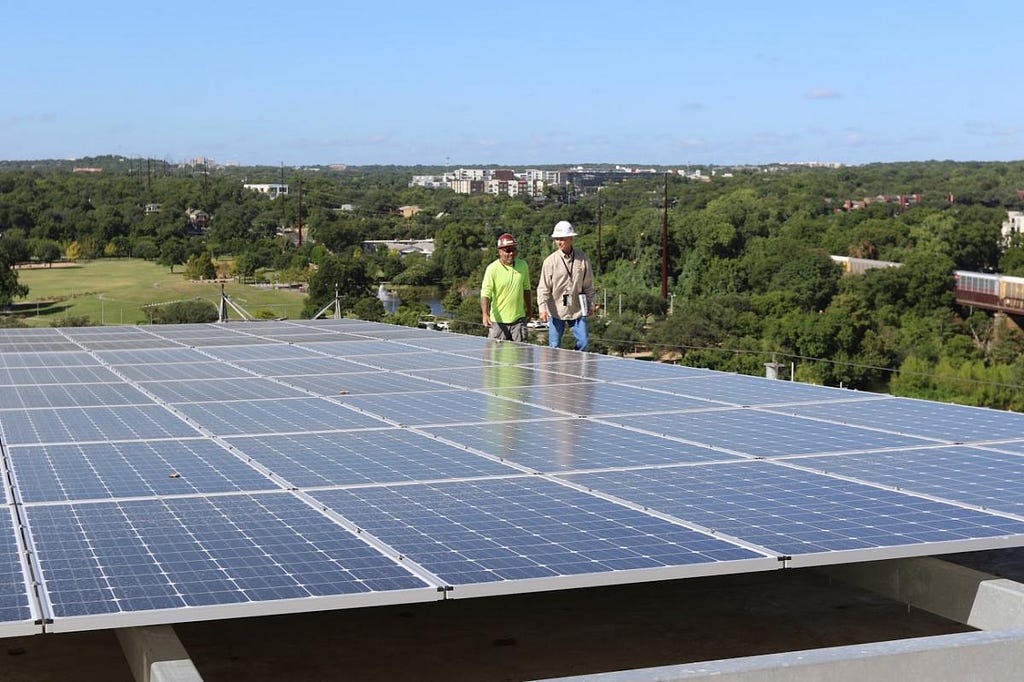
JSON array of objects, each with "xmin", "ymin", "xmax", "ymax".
[
  {"xmin": 397, "ymin": 205, "xmax": 422, "ymax": 219},
  {"xmin": 243, "ymin": 183, "xmax": 289, "ymax": 200},
  {"xmin": 72, "ymin": 167, "xmax": 103, "ymax": 173},
  {"xmin": 144, "ymin": 203, "xmax": 162, "ymax": 214}
]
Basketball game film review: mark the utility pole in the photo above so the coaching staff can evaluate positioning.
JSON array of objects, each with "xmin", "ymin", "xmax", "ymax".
[
  {"xmin": 661, "ymin": 172, "xmax": 669, "ymax": 300},
  {"xmin": 296, "ymin": 179, "xmax": 303, "ymax": 247}
]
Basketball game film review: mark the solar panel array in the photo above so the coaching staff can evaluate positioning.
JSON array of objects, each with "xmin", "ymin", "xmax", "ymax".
[{"xmin": 2, "ymin": 319, "xmax": 1024, "ymax": 636}]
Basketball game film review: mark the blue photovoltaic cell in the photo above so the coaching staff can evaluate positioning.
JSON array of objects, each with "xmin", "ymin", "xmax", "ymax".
[
  {"xmin": 770, "ymin": 398, "xmax": 1024, "ymax": 444},
  {"xmin": 75, "ymin": 339, "xmax": 180, "ymax": 351},
  {"xmin": 25, "ymin": 493, "xmax": 430, "ymax": 617},
  {"xmin": 201, "ymin": 344, "xmax": 319, "ymax": 362},
  {"xmin": 340, "ymin": 351, "xmax": 491, "ymax": 372},
  {"xmin": 0, "ymin": 405, "xmax": 202, "ymax": 445},
  {"xmin": 259, "ymin": 332, "xmax": 363, "ymax": 344},
  {"xmin": 0, "ymin": 383, "xmax": 153, "ymax": 410},
  {"xmin": 0, "ymin": 509, "xmax": 33, "ymax": 626},
  {"xmin": 0, "ymin": 365, "xmax": 122, "ymax": 386},
  {"xmin": 0, "ymin": 351, "xmax": 95, "ymax": 368},
  {"xmin": 452, "ymin": 343, "xmax": 570, "ymax": 366},
  {"xmin": 399, "ymin": 336, "xmax": 490, "ymax": 353},
  {"xmin": 281, "ymin": 371, "xmax": 443, "ymax": 396},
  {"xmin": 583, "ymin": 360, "xmax": 717, "ymax": 383},
  {"xmin": 0, "ymin": 342, "xmax": 82, "ymax": 353},
  {"xmin": 137, "ymin": 378, "xmax": 309, "ymax": 403},
  {"xmin": 312, "ymin": 477, "xmax": 765, "ymax": 586},
  {"xmin": 171, "ymin": 398, "xmax": 388, "ymax": 435},
  {"xmin": 792, "ymin": 446, "xmax": 1024, "ymax": 517},
  {"xmin": 564, "ymin": 461, "xmax": 1024, "ymax": 557},
  {"xmin": 604, "ymin": 408, "xmax": 938, "ymax": 458},
  {"xmin": 429, "ymin": 419, "xmax": 742, "ymax": 471},
  {"xmin": 338, "ymin": 390, "xmax": 556, "ymax": 426},
  {"xmin": 116, "ymin": 362, "xmax": 254, "ymax": 382},
  {"xmin": 409, "ymin": 365, "xmax": 581, "ymax": 391},
  {"xmin": 232, "ymin": 357, "xmax": 368, "ymax": 377},
  {"xmin": 95, "ymin": 348, "xmax": 210, "ymax": 365},
  {"xmin": 479, "ymin": 382, "xmax": 720, "ymax": 417},
  {"xmin": 300, "ymin": 340, "xmax": 412, "ymax": 357},
  {"xmin": 9, "ymin": 439, "xmax": 279, "ymax": 503},
  {"xmin": 344, "ymin": 327, "xmax": 445, "ymax": 341},
  {"xmin": 225, "ymin": 429, "xmax": 518, "ymax": 487},
  {"xmin": 636, "ymin": 374, "xmax": 874, "ymax": 407}
]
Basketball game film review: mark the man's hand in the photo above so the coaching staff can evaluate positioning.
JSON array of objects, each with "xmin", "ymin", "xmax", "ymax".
[{"xmin": 482, "ymin": 313, "xmax": 491, "ymax": 328}]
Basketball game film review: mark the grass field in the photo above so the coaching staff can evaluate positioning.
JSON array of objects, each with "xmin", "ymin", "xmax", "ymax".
[{"xmin": 11, "ymin": 259, "xmax": 308, "ymax": 327}]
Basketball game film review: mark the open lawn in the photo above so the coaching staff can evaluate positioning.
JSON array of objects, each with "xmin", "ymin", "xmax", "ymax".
[{"xmin": 11, "ymin": 259, "xmax": 307, "ymax": 327}]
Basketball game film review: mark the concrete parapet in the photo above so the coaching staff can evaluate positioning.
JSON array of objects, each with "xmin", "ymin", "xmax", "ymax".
[
  {"xmin": 532, "ymin": 629, "xmax": 1024, "ymax": 682},
  {"xmin": 820, "ymin": 556, "xmax": 1024, "ymax": 630}
]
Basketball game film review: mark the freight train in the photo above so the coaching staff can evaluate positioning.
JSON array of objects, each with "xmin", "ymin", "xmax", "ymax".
[{"xmin": 954, "ymin": 270, "xmax": 1024, "ymax": 312}]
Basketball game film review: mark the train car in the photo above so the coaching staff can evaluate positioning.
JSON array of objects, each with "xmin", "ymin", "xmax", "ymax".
[
  {"xmin": 954, "ymin": 271, "xmax": 1024, "ymax": 312},
  {"xmin": 954, "ymin": 271, "xmax": 1000, "ymax": 308},
  {"xmin": 999, "ymin": 274, "xmax": 1024, "ymax": 311}
]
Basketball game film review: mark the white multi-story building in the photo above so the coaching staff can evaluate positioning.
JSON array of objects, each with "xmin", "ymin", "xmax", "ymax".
[
  {"xmin": 243, "ymin": 183, "xmax": 289, "ymax": 200},
  {"xmin": 1003, "ymin": 211, "xmax": 1024, "ymax": 245}
]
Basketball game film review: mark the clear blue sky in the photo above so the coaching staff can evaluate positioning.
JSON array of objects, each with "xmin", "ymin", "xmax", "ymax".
[{"xmin": 4, "ymin": 1, "xmax": 1023, "ymax": 167}]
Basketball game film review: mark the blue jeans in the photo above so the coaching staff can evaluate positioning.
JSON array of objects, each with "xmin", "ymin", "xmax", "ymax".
[{"xmin": 548, "ymin": 317, "xmax": 588, "ymax": 351}]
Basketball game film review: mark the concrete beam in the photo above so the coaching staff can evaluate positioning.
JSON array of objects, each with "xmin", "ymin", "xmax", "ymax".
[
  {"xmin": 532, "ymin": 629, "xmax": 1024, "ymax": 682},
  {"xmin": 819, "ymin": 556, "xmax": 1024, "ymax": 630},
  {"xmin": 116, "ymin": 626, "xmax": 204, "ymax": 682}
]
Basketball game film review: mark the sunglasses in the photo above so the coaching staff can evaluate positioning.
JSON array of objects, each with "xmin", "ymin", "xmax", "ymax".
[{"xmin": 499, "ymin": 247, "xmax": 516, "ymax": 253}]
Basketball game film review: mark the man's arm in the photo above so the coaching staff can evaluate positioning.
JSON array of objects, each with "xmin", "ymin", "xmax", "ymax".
[{"xmin": 480, "ymin": 296, "xmax": 491, "ymax": 328}]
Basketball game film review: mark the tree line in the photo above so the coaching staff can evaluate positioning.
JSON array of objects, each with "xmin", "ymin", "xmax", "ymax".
[{"xmin": 3, "ymin": 158, "xmax": 1024, "ymax": 409}]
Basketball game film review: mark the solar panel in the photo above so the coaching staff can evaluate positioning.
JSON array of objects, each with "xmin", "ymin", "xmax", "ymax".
[
  {"xmin": 95, "ymin": 348, "xmax": 210, "ymax": 365},
  {"xmin": 337, "ymin": 390, "xmax": 557, "ymax": 426},
  {"xmin": 280, "ymin": 371, "xmax": 444, "ymax": 396},
  {"xmin": 410, "ymin": 365, "xmax": 586, "ymax": 391},
  {"xmin": 116, "ymin": 361, "xmax": 254, "ymax": 382},
  {"xmin": 137, "ymin": 378, "xmax": 310, "ymax": 403},
  {"xmin": 310, "ymin": 477, "xmax": 775, "ymax": 595},
  {"xmin": 0, "ymin": 351, "xmax": 95, "ymax": 368},
  {"xmin": 636, "ymin": 373, "xmax": 873, "ymax": 406},
  {"xmin": 3, "ymin": 321, "xmax": 1024, "ymax": 638},
  {"xmin": 563, "ymin": 461, "xmax": 1024, "ymax": 565},
  {"xmin": 424, "ymin": 419, "xmax": 743, "ymax": 471},
  {"xmin": 232, "ymin": 356, "xmax": 369, "ymax": 376},
  {"xmin": 0, "ymin": 365, "xmax": 122, "ymax": 386},
  {"xmin": 25, "ymin": 493, "xmax": 436, "ymax": 630},
  {"xmin": 0, "ymin": 507, "xmax": 37, "ymax": 636},
  {"xmin": 170, "ymin": 398, "xmax": 389, "ymax": 436},
  {"xmin": 602, "ymin": 408, "xmax": 940, "ymax": 458},
  {"xmin": 0, "ymin": 405, "xmax": 202, "ymax": 445},
  {"xmin": 0, "ymin": 383, "xmax": 153, "ymax": 410},
  {"xmin": 770, "ymin": 397, "xmax": 1024, "ymax": 443},
  {"xmin": 479, "ymin": 382, "xmax": 722, "ymax": 416},
  {"xmin": 790, "ymin": 445, "xmax": 1024, "ymax": 516},
  {"xmin": 224, "ymin": 429, "xmax": 519, "ymax": 487}
]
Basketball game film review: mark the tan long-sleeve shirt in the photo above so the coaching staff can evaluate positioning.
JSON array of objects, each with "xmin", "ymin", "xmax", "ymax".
[{"xmin": 537, "ymin": 247, "xmax": 596, "ymax": 321}]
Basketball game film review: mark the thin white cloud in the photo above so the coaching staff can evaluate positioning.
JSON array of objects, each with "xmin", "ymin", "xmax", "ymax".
[{"xmin": 805, "ymin": 88, "xmax": 841, "ymax": 100}]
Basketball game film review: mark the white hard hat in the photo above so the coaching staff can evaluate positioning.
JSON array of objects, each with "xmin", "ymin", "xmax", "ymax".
[{"xmin": 551, "ymin": 220, "xmax": 577, "ymax": 238}]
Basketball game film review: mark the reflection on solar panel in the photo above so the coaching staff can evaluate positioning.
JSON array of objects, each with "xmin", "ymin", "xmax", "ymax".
[
  {"xmin": 603, "ymin": 408, "xmax": 939, "ymax": 457},
  {"xmin": 1, "ymin": 319, "xmax": 1024, "ymax": 636}
]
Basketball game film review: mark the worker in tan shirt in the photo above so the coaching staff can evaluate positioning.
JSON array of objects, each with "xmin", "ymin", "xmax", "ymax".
[{"xmin": 537, "ymin": 221, "xmax": 596, "ymax": 351}]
